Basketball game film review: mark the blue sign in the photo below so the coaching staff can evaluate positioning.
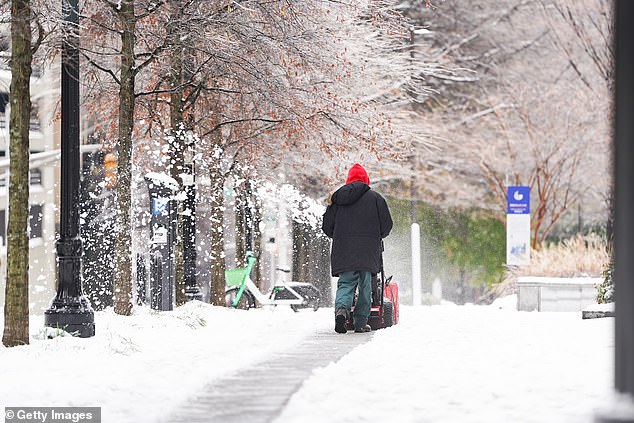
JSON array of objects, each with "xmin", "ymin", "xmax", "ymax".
[
  {"xmin": 507, "ymin": 186, "xmax": 530, "ymax": 214},
  {"xmin": 152, "ymin": 198, "xmax": 169, "ymax": 215}
]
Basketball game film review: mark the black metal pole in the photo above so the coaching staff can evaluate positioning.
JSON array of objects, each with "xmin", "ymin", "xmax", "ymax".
[
  {"xmin": 183, "ymin": 163, "xmax": 201, "ymax": 301},
  {"xmin": 612, "ymin": 0, "xmax": 634, "ymax": 403},
  {"xmin": 44, "ymin": 0, "xmax": 95, "ymax": 337},
  {"xmin": 596, "ymin": 1, "xmax": 634, "ymax": 421}
]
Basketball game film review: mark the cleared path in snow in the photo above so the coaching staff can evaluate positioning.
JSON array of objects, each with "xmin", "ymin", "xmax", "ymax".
[{"xmin": 164, "ymin": 329, "xmax": 373, "ymax": 423}]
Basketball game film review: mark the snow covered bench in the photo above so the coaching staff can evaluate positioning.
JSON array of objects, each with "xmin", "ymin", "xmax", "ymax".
[{"xmin": 516, "ymin": 276, "xmax": 601, "ymax": 312}]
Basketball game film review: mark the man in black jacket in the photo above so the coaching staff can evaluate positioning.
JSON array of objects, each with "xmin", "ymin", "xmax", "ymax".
[{"xmin": 322, "ymin": 163, "xmax": 393, "ymax": 333}]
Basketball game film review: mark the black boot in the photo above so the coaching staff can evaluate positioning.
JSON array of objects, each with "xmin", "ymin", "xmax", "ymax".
[
  {"xmin": 354, "ymin": 324, "xmax": 371, "ymax": 333},
  {"xmin": 335, "ymin": 308, "xmax": 348, "ymax": 334}
]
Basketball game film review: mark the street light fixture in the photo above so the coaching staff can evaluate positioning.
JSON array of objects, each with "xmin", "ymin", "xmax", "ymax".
[{"xmin": 44, "ymin": 0, "xmax": 95, "ymax": 337}]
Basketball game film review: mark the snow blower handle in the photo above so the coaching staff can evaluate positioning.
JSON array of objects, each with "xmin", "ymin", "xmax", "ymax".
[
  {"xmin": 380, "ymin": 240, "xmax": 385, "ymax": 278},
  {"xmin": 380, "ymin": 240, "xmax": 385, "ymax": 309}
]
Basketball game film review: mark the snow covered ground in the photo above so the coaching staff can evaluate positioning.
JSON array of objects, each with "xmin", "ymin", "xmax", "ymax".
[
  {"xmin": 0, "ymin": 296, "xmax": 615, "ymax": 423},
  {"xmin": 279, "ymin": 296, "xmax": 614, "ymax": 423}
]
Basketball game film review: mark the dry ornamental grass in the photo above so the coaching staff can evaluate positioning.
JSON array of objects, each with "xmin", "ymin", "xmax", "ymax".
[
  {"xmin": 518, "ymin": 234, "xmax": 609, "ymax": 278},
  {"xmin": 485, "ymin": 234, "xmax": 609, "ymax": 302}
]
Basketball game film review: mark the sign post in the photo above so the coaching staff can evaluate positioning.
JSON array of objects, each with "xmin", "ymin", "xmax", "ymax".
[
  {"xmin": 145, "ymin": 173, "xmax": 179, "ymax": 311},
  {"xmin": 506, "ymin": 186, "xmax": 530, "ymax": 266}
]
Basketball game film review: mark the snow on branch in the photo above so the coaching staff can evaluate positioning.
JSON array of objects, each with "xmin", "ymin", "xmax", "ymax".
[{"xmin": 256, "ymin": 181, "xmax": 325, "ymax": 231}]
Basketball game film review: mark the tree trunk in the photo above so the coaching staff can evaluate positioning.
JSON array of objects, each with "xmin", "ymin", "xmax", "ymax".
[
  {"xmin": 292, "ymin": 221, "xmax": 309, "ymax": 283},
  {"xmin": 307, "ymin": 227, "xmax": 320, "ymax": 284},
  {"xmin": 235, "ymin": 183, "xmax": 246, "ymax": 267},
  {"xmin": 208, "ymin": 165, "xmax": 226, "ymax": 306},
  {"xmin": 3, "ymin": 0, "xmax": 32, "ymax": 347},
  {"xmin": 113, "ymin": 0, "xmax": 136, "ymax": 316},
  {"xmin": 317, "ymin": 235, "xmax": 332, "ymax": 305},
  {"xmin": 252, "ymin": 193, "xmax": 263, "ymax": 289}
]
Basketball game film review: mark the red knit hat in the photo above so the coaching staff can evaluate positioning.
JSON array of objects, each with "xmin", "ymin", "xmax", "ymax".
[{"xmin": 346, "ymin": 163, "xmax": 370, "ymax": 185}]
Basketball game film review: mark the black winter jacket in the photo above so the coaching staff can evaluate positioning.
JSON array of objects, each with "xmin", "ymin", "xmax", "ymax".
[{"xmin": 322, "ymin": 182, "xmax": 393, "ymax": 276}]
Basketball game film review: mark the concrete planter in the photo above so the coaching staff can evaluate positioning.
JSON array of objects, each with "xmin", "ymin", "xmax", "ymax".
[{"xmin": 516, "ymin": 276, "xmax": 601, "ymax": 312}]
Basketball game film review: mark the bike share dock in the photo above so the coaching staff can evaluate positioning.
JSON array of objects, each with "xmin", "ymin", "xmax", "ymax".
[{"xmin": 165, "ymin": 330, "xmax": 373, "ymax": 423}]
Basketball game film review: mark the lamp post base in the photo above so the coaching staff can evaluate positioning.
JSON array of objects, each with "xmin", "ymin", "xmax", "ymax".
[
  {"xmin": 185, "ymin": 287, "xmax": 203, "ymax": 302},
  {"xmin": 595, "ymin": 394, "xmax": 634, "ymax": 423},
  {"xmin": 45, "ymin": 297, "xmax": 95, "ymax": 338}
]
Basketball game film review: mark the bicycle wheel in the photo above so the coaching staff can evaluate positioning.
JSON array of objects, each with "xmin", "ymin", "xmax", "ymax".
[{"xmin": 225, "ymin": 288, "xmax": 256, "ymax": 310}]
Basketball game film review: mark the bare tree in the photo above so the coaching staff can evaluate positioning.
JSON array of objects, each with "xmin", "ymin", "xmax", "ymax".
[
  {"xmin": 75, "ymin": 0, "xmax": 451, "ymax": 307},
  {"xmin": 538, "ymin": 0, "xmax": 614, "ymax": 296},
  {"xmin": 541, "ymin": 0, "xmax": 614, "ymax": 92},
  {"xmin": 80, "ymin": 0, "xmax": 166, "ymax": 315},
  {"xmin": 396, "ymin": 0, "xmax": 611, "ymax": 242},
  {"xmin": 166, "ymin": 0, "xmax": 186, "ymax": 306},
  {"xmin": 128, "ymin": 1, "xmax": 448, "ymax": 304},
  {"xmin": 478, "ymin": 90, "xmax": 585, "ymax": 249}
]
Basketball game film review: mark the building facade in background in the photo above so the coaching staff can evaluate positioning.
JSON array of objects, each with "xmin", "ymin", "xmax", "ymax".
[{"xmin": 0, "ymin": 66, "xmax": 59, "ymax": 314}]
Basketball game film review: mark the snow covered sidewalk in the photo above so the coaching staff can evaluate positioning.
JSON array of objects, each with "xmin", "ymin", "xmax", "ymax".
[
  {"xmin": 0, "ymin": 303, "xmax": 334, "ymax": 423},
  {"xmin": 164, "ymin": 329, "xmax": 372, "ymax": 423},
  {"xmin": 0, "ymin": 297, "xmax": 614, "ymax": 423},
  {"xmin": 277, "ymin": 299, "xmax": 614, "ymax": 423}
]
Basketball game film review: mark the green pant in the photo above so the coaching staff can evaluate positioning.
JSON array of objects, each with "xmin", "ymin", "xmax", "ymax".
[{"xmin": 334, "ymin": 271, "xmax": 372, "ymax": 328}]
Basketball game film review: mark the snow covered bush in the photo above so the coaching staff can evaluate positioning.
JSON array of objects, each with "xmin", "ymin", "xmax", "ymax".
[{"xmin": 597, "ymin": 258, "xmax": 614, "ymax": 304}]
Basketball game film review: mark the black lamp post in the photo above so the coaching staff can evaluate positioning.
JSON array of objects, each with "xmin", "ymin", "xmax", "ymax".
[
  {"xmin": 44, "ymin": 0, "xmax": 95, "ymax": 337},
  {"xmin": 596, "ymin": 1, "xmax": 634, "ymax": 421}
]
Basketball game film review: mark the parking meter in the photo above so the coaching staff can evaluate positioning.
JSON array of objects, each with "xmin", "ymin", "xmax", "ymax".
[{"xmin": 145, "ymin": 172, "xmax": 179, "ymax": 311}]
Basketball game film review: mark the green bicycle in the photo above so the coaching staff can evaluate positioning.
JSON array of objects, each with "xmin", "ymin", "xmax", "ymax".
[{"xmin": 225, "ymin": 252, "xmax": 321, "ymax": 311}]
